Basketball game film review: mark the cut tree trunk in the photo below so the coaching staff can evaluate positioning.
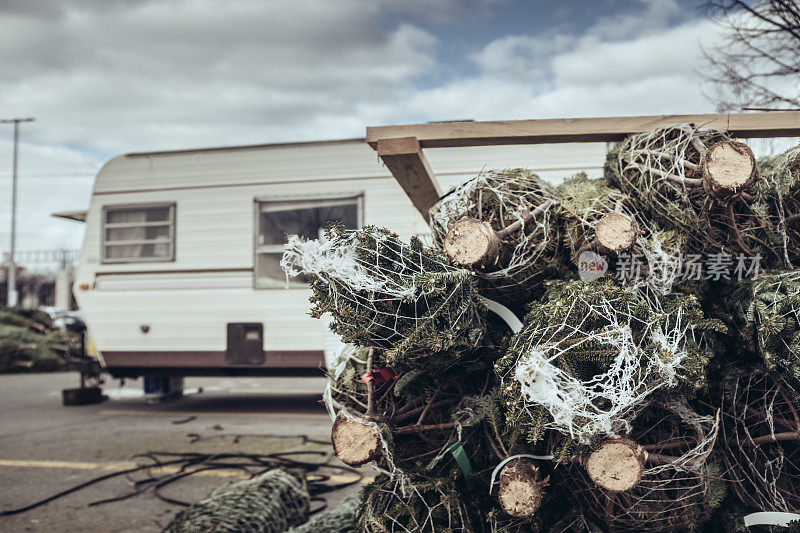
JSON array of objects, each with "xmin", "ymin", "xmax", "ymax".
[
  {"xmin": 443, "ymin": 218, "xmax": 500, "ymax": 268},
  {"xmin": 595, "ymin": 213, "xmax": 639, "ymax": 255},
  {"xmin": 701, "ymin": 140, "xmax": 757, "ymax": 200},
  {"xmin": 584, "ymin": 438, "xmax": 647, "ymax": 492},
  {"xmin": 497, "ymin": 458, "xmax": 546, "ymax": 518},
  {"xmin": 331, "ymin": 413, "xmax": 382, "ymax": 467},
  {"xmin": 443, "ymin": 199, "xmax": 555, "ymax": 268}
]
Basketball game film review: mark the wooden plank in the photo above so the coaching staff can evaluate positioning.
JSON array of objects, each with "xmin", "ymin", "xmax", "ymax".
[
  {"xmin": 377, "ymin": 137, "xmax": 441, "ymax": 222},
  {"xmin": 367, "ymin": 111, "xmax": 800, "ymax": 148}
]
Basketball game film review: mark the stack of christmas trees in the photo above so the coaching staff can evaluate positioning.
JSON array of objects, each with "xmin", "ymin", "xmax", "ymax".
[
  {"xmin": 281, "ymin": 124, "xmax": 800, "ymax": 532},
  {"xmin": 0, "ymin": 308, "xmax": 80, "ymax": 372}
]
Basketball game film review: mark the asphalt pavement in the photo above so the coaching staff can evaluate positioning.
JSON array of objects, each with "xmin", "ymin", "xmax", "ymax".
[{"xmin": 0, "ymin": 372, "xmax": 363, "ymax": 532}]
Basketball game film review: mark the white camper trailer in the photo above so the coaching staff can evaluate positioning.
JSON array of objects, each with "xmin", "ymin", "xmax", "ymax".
[{"xmin": 63, "ymin": 138, "xmax": 606, "ymax": 379}]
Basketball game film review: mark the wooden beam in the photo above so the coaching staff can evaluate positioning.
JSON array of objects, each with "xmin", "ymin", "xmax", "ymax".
[
  {"xmin": 367, "ymin": 111, "xmax": 800, "ymax": 148},
  {"xmin": 377, "ymin": 137, "xmax": 441, "ymax": 222}
]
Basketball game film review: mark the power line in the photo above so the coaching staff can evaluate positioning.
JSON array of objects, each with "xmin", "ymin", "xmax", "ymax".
[{"xmin": 1, "ymin": 117, "xmax": 35, "ymax": 306}]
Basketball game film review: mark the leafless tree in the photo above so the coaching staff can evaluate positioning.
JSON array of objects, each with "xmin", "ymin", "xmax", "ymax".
[{"xmin": 703, "ymin": 0, "xmax": 800, "ymax": 111}]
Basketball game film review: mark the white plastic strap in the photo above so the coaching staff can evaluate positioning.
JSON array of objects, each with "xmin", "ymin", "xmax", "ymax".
[
  {"xmin": 744, "ymin": 512, "xmax": 800, "ymax": 528},
  {"xmin": 488, "ymin": 453, "xmax": 553, "ymax": 494},
  {"xmin": 480, "ymin": 296, "xmax": 523, "ymax": 334}
]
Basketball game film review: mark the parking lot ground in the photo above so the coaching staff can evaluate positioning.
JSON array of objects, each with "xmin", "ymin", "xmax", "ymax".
[{"xmin": 0, "ymin": 372, "xmax": 365, "ymax": 532}]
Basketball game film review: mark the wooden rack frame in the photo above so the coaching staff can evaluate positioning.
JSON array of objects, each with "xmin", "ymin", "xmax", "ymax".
[{"xmin": 366, "ymin": 111, "xmax": 800, "ymax": 222}]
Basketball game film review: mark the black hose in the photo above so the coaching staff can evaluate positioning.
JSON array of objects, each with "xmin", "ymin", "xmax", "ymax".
[{"xmin": 0, "ymin": 435, "xmax": 363, "ymax": 518}]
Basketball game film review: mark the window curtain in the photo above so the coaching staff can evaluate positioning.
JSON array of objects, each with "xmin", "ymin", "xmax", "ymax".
[{"xmin": 106, "ymin": 210, "xmax": 146, "ymax": 259}]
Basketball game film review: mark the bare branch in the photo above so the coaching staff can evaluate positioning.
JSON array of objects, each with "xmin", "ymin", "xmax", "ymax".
[{"xmin": 702, "ymin": 0, "xmax": 800, "ymax": 111}]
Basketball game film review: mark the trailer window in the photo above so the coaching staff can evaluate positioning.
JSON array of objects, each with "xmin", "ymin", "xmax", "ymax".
[
  {"xmin": 101, "ymin": 204, "xmax": 175, "ymax": 263},
  {"xmin": 256, "ymin": 197, "xmax": 360, "ymax": 287}
]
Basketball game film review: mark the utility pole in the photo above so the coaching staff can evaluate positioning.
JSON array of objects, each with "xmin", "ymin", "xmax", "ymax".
[{"xmin": 1, "ymin": 117, "xmax": 35, "ymax": 307}]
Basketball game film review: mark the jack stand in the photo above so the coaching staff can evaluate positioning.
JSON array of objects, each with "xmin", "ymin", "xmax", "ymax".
[{"xmin": 62, "ymin": 333, "xmax": 106, "ymax": 406}]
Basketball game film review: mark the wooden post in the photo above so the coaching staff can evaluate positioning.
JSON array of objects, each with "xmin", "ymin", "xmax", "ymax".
[
  {"xmin": 376, "ymin": 137, "xmax": 441, "ymax": 223},
  {"xmin": 367, "ymin": 112, "xmax": 800, "ymax": 149},
  {"xmin": 367, "ymin": 112, "xmax": 800, "ymax": 221}
]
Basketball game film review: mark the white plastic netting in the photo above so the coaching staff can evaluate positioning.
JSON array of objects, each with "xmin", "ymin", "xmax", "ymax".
[
  {"xmin": 281, "ymin": 225, "xmax": 486, "ymax": 368},
  {"xmin": 429, "ymin": 168, "xmax": 558, "ymax": 292},
  {"xmin": 642, "ymin": 400, "xmax": 720, "ymax": 477},
  {"xmin": 282, "ymin": 230, "xmax": 414, "ymax": 298},
  {"xmin": 720, "ymin": 367, "xmax": 800, "ymax": 514},
  {"xmin": 502, "ymin": 283, "xmax": 704, "ymax": 444},
  {"xmin": 567, "ymin": 400, "xmax": 721, "ymax": 533},
  {"xmin": 557, "ymin": 174, "xmax": 683, "ymax": 293},
  {"xmin": 322, "ymin": 343, "xmax": 360, "ymax": 422}
]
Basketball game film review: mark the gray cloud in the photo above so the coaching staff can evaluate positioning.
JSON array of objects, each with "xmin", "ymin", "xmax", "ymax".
[
  {"xmin": 0, "ymin": 0, "xmax": 442, "ymax": 152},
  {"xmin": 0, "ymin": 0, "xmax": 449, "ymax": 252},
  {"xmin": 0, "ymin": 0, "xmax": 780, "ymax": 256}
]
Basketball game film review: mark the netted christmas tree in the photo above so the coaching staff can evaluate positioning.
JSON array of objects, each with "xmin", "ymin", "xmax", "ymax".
[
  {"xmin": 323, "ymin": 344, "xmax": 494, "ymax": 476},
  {"xmin": 282, "ymin": 224, "xmax": 487, "ymax": 372},
  {"xmin": 429, "ymin": 168, "xmax": 563, "ymax": 307},
  {"xmin": 726, "ymin": 269, "xmax": 800, "ymax": 391},
  {"xmin": 558, "ymin": 400, "xmax": 725, "ymax": 533},
  {"xmin": 276, "ymin": 123, "xmax": 800, "ymax": 532},
  {"xmin": 555, "ymin": 173, "xmax": 685, "ymax": 293},
  {"xmin": 716, "ymin": 367, "xmax": 800, "ymax": 518},
  {"xmin": 757, "ymin": 143, "xmax": 800, "ymax": 268},
  {"xmin": 605, "ymin": 124, "xmax": 772, "ymax": 261},
  {"xmin": 495, "ymin": 279, "xmax": 723, "ymax": 445},
  {"xmin": 164, "ymin": 469, "xmax": 310, "ymax": 533}
]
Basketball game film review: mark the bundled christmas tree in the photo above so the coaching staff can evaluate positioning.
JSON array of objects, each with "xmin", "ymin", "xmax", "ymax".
[
  {"xmin": 726, "ymin": 269, "xmax": 800, "ymax": 390},
  {"xmin": 560, "ymin": 400, "xmax": 725, "ymax": 532},
  {"xmin": 605, "ymin": 124, "xmax": 772, "ymax": 261},
  {"xmin": 717, "ymin": 367, "xmax": 800, "ymax": 517},
  {"xmin": 164, "ymin": 470, "xmax": 310, "ymax": 533},
  {"xmin": 555, "ymin": 173, "xmax": 687, "ymax": 293},
  {"xmin": 280, "ymin": 128, "xmax": 800, "ymax": 532},
  {"xmin": 429, "ymin": 168, "xmax": 562, "ymax": 307},
  {"xmin": 495, "ymin": 279, "xmax": 722, "ymax": 446},
  {"xmin": 282, "ymin": 224, "xmax": 487, "ymax": 372},
  {"xmin": 756, "ymin": 144, "xmax": 800, "ymax": 267},
  {"xmin": 0, "ymin": 308, "xmax": 80, "ymax": 372}
]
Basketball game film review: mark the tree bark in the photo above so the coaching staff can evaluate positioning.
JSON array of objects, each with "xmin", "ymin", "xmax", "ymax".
[
  {"xmin": 443, "ymin": 218, "xmax": 500, "ymax": 267},
  {"xmin": 443, "ymin": 199, "xmax": 555, "ymax": 268}
]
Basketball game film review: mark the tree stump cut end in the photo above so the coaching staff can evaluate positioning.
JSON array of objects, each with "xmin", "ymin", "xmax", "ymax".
[
  {"xmin": 331, "ymin": 413, "xmax": 382, "ymax": 467},
  {"xmin": 584, "ymin": 438, "xmax": 647, "ymax": 492},
  {"xmin": 703, "ymin": 140, "xmax": 756, "ymax": 195},
  {"xmin": 595, "ymin": 213, "xmax": 639, "ymax": 254},
  {"xmin": 497, "ymin": 458, "xmax": 545, "ymax": 518},
  {"xmin": 443, "ymin": 218, "xmax": 500, "ymax": 267}
]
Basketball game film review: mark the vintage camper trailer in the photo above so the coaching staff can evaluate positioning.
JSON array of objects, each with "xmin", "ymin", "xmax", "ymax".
[{"xmin": 65, "ymin": 138, "xmax": 606, "ymax": 379}]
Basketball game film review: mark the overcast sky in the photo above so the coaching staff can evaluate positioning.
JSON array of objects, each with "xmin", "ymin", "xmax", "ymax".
[{"xmin": 0, "ymin": 0, "xmax": 784, "ymax": 254}]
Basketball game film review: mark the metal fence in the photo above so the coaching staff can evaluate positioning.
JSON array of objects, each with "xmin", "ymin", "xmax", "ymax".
[{"xmin": 1, "ymin": 249, "xmax": 80, "ymax": 308}]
